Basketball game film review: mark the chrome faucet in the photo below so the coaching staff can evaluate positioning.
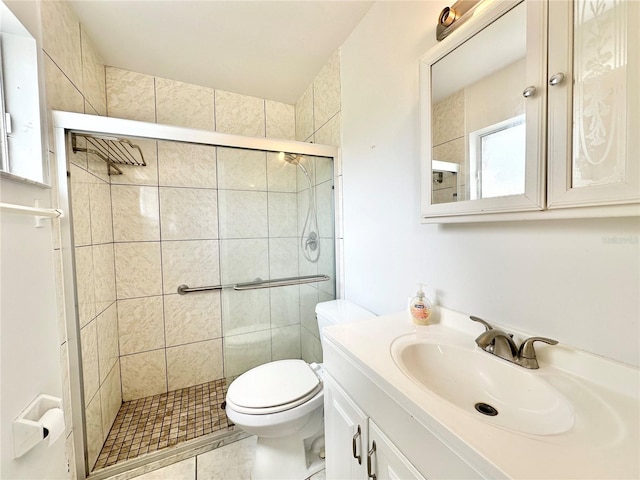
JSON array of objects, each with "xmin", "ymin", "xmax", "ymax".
[{"xmin": 470, "ymin": 316, "xmax": 557, "ymax": 369}]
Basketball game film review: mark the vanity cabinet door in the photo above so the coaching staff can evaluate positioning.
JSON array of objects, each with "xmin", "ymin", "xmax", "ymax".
[
  {"xmin": 547, "ymin": 0, "xmax": 640, "ymax": 209},
  {"xmin": 324, "ymin": 374, "xmax": 369, "ymax": 479},
  {"xmin": 367, "ymin": 420, "xmax": 427, "ymax": 480}
]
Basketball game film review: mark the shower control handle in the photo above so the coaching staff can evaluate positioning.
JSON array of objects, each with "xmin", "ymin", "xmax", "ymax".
[{"xmin": 352, "ymin": 425, "xmax": 362, "ymax": 464}]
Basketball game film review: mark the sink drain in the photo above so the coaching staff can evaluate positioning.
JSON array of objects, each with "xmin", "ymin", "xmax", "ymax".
[{"xmin": 474, "ymin": 402, "xmax": 498, "ymax": 416}]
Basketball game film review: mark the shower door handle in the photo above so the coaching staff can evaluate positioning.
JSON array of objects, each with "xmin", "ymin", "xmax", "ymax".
[{"xmin": 352, "ymin": 425, "xmax": 362, "ymax": 464}]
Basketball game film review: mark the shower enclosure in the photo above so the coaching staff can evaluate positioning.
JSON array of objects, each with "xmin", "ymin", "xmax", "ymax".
[{"xmin": 53, "ymin": 112, "xmax": 339, "ymax": 478}]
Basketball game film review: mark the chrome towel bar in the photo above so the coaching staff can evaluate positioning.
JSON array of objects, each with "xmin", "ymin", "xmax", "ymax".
[{"xmin": 177, "ymin": 274, "xmax": 331, "ymax": 295}]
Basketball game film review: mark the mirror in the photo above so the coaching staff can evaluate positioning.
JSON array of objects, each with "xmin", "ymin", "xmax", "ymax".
[
  {"xmin": 430, "ymin": 2, "xmax": 526, "ymax": 205},
  {"xmin": 0, "ymin": 1, "xmax": 45, "ymax": 184},
  {"xmin": 421, "ymin": 0, "xmax": 546, "ymax": 221}
]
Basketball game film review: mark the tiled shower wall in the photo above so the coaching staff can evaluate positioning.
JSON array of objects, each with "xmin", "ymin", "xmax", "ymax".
[
  {"xmin": 102, "ymin": 69, "xmax": 336, "ymax": 397},
  {"xmin": 295, "ymin": 50, "xmax": 342, "ymax": 362}
]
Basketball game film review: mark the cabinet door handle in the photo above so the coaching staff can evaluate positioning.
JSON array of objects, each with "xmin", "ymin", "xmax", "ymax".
[
  {"xmin": 352, "ymin": 425, "xmax": 362, "ymax": 464},
  {"xmin": 522, "ymin": 86, "xmax": 537, "ymax": 98},
  {"xmin": 367, "ymin": 440, "xmax": 377, "ymax": 480},
  {"xmin": 549, "ymin": 73, "xmax": 565, "ymax": 86}
]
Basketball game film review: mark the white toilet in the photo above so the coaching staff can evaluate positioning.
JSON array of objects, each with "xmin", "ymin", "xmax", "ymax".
[{"xmin": 225, "ymin": 299, "xmax": 375, "ymax": 480}]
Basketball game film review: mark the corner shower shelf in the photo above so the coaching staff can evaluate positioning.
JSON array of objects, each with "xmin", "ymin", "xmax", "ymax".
[{"xmin": 71, "ymin": 133, "xmax": 146, "ymax": 175}]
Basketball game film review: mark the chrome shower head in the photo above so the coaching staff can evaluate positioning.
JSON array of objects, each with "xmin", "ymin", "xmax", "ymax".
[{"xmin": 283, "ymin": 153, "xmax": 301, "ymax": 165}]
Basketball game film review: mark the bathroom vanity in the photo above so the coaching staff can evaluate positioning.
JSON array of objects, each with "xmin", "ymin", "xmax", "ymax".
[{"xmin": 322, "ymin": 308, "xmax": 640, "ymax": 479}]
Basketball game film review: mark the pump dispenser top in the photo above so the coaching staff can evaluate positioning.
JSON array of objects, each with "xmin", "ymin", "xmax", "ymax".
[{"xmin": 410, "ymin": 283, "xmax": 432, "ymax": 325}]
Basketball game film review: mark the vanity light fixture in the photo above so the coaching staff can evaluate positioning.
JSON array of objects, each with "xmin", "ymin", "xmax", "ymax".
[{"xmin": 436, "ymin": 0, "xmax": 485, "ymax": 41}]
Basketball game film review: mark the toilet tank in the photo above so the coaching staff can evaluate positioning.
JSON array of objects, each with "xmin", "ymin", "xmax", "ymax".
[{"xmin": 315, "ymin": 300, "xmax": 375, "ymax": 347}]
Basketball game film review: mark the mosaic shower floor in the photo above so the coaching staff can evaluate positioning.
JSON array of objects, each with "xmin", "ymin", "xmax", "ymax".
[{"xmin": 94, "ymin": 379, "xmax": 231, "ymax": 470}]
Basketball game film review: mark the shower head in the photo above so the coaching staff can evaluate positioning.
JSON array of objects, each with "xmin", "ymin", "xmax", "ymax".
[{"xmin": 283, "ymin": 153, "xmax": 301, "ymax": 165}]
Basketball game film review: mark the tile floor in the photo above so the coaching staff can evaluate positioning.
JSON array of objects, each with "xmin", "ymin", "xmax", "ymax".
[
  {"xmin": 127, "ymin": 436, "xmax": 326, "ymax": 480},
  {"xmin": 95, "ymin": 379, "xmax": 231, "ymax": 470}
]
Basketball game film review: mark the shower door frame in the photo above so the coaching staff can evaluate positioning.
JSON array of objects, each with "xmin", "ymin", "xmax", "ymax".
[{"xmin": 52, "ymin": 110, "xmax": 342, "ymax": 479}]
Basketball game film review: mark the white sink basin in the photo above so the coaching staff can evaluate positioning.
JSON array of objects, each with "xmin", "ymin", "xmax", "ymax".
[{"xmin": 391, "ymin": 336, "xmax": 575, "ymax": 435}]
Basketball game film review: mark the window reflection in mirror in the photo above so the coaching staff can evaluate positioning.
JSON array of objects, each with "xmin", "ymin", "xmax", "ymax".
[
  {"xmin": 0, "ymin": 2, "xmax": 44, "ymax": 183},
  {"xmin": 430, "ymin": 2, "xmax": 526, "ymax": 204}
]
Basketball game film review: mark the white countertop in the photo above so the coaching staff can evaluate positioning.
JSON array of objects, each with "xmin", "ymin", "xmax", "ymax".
[{"xmin": 323, "ymin": 307, "xmax": 640, "ymax": 479}]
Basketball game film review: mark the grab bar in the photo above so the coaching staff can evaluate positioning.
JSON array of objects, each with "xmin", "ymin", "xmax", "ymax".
[
  {"xmin": 177, "ymin": 274, "xmax": 331, "ymax": 295},
  {"xmin": 234, "ymin": 274, "xmax": 331, "ymax": 291}
]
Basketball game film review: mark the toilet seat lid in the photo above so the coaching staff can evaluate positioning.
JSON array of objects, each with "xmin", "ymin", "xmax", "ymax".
[{"xmin": 227, "ymin": 359, "xmax": 321, "ymax": 410}]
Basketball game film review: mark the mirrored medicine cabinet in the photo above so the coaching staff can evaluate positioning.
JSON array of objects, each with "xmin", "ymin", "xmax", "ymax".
[
  {"xmin": 0, "ymin": 1, "xmax": 47, "ymax": 185},
  {"xmin": 420, "ymin": 0, "xmax": 640, "ymax": 222}
]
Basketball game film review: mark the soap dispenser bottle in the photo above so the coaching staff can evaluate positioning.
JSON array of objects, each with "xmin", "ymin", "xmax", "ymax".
[{"xmin": 410, "ymin": 284, "xmax": 432, "ymax": 326}]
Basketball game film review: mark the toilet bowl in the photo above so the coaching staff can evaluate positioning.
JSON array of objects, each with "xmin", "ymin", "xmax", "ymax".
[{"xmin": 225, "ymin": 299, "xmax": 376, "ymax": 480}]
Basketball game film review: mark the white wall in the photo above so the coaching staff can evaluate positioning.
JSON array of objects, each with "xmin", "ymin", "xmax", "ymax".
[
  {"xmin": 0, "ymin": 179, "xmax": 68, "ymax": 479},
  {"xmin": 340, "ymin": 1, "xmax": 640, "ymax": 367}
]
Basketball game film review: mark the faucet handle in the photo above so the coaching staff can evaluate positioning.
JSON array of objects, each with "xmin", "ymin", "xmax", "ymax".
[
  {"xmin": 518, "ymin": 336, "xmax": 558, "ymax": 359},
  {"xmin": 469, "ymin": 316, "xmax": 493, "ymax": 332}
]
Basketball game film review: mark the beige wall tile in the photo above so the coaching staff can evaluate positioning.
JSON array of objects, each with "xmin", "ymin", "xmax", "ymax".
[
  {"xmin": 300, "ymin": 284, "xmax": 320, "ymax": 338},
  {"xmin": 166, "ymin": 339, "xmax": 222, "ymax": 390},
  {"xmin": 301, "ymin": 327, "xmax": 322, "ymax": 364},
  {"xmin": 221, "ymin": 289, "xmax": 270, "ymax": 336},
  {"xmin": 266, "ymin": 152, "xmax": 297, "ymax": 193},
  {"xmin": 93, "ymin": 243, "xmax": 116, "ymax": 315},
  {"xmin": 217, "ymin": 147, "xmax": 267, "ymax": 191},
  {"xmin": 85, "ymin": 393, "xmax": 103, "ymax": 469},
  {"xmin": 89, "ymin": 182, "xmax": 114, "ymax": 244},
  {"xmin": 41, "ymin": 0, "xmax": 83, "ymax": 90},
  {"xmin": 110, "ymin": 138, "xmax": 159, "ymax": 186},
  {"xmin": 44, "ymin": 53, "xmax": 84, "ymax": 114},
  {"xmin": 268, "ymin": 192, "xmax": 298, "ymax": 237},
  {"xmin": 158, "ymin": 141, "xmax": 217, "ymax": 188},
  {"xmin": 224, "ymin": 330, "xmax": 271, "ymax": 377},
  {"xmin": 96, "ymin": 303, "xmax": 119, "ymax": 384},
  {"xmin": 117, "ymin": 296, "xmax": 165, "ymax": 355},
  {"xmin": 295, "ymin": 84, "xmax": 313, "ymax": 141},
  {"xmin": 115, "ymin": 242, "xmax": 163, "ymax": 299},
  {"xmin": 314, "ymin": 112, "xmax": 341, "ymax": 147},
  {"xmin": 159, "ymin": 187, "xmax": 218, "ymax": 241},
  {"xmin": 265, "ymin": 101, "xmax": 295, "ymax": 140},
  {"xmin": 432, "ymin": 136, "xmax": 465, "ymax": 164},
  {"xmin": 164, "ymin": 292, "xmax": 221, "ymax": 346},
  {"xmin": 313, "ymin": 50, "xmax": 341, "ymax": 130},
  {"xmin": 272, "ymin": 325, "xmax": 301, "ymax": 361},
  {"xmin": 269, "ymin": 238, "xmax": 299, "ymax": 279},
  {"xmin": 432, "ymin": 90, "xmax": 465, "ymax": 146},
  {"xmin": 70, "ymin": 165, "xmax": 91, "ymax": 246},
  {"xmin": 315, "ymin": 156, "xmax": 334, "ymax": 185},
  {"xmin": 120, "ymin": 349, "xmax": 167, "ymax": 401},
  {"xmin": 318, "ymin": 239, "xmax": 336, "ymax": 297},
  {"xmin": 219, "ymin": 239, "xmax": 269, "ymax": 285},
  {"xmin": 316, "ymin": 180, "xmax": 335, "ymax": 239},
  {"xmin": 217, "ymin": 190, "xmax": 268, "ymax": 239},
  {"xmin": 99, "ymin": 360, "xmax": 121, "ymax": 440},
  {"xmin": 215, "ymin": 90, "xmax": 265, "ymax": 137},
  {"xmin": 87, "ymin": 150, "xmax": 112, "ymax": 183},
  {"xmin": 80, "ymin": 27, "xmax": 106, "ymax": 116},
  {"xmin": 161, "ymin": 240, "xmax": 220, "ymax": 295},
  {"xmin": 106, "ymin": 67, "xmax": 156, "ymax": 122},
  {"xmin": 269, "ymin": 286, "xmax": 300, "ymax": 327},
  {"xmin": 80, "ymin": 319, "xmax": 99, "ymax": 403},
  {"xmin": 156, "ymin": 78, "xmax": 215, "ymax": 130},
  {"xmin": 75, "ymin": 245, "xmax": 96, "ymax": 327},
  {"xmin": 111, "ymin": 185, "xmax": 160, "ymax": 242}
]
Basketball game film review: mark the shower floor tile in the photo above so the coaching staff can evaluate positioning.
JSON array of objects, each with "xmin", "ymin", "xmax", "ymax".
[{"xmin": 94, "ymin": 378, "xmax": 231, "ymax": 470}]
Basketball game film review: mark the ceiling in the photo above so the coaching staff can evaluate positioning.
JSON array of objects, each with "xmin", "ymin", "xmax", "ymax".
[{"xmin": 68, "ymin": 1, "xmax": 374, "ymax": 105}]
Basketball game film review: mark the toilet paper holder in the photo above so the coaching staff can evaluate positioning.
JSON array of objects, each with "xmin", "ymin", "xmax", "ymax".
[{"xmin": 13, "ymin": 394, "xmax": 64, "ymax": 458}]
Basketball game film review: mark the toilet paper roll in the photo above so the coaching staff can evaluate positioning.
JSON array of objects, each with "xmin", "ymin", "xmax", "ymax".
[{"xmin": 39, "ymin": 408, "xmax": 64, "ymax": 446}]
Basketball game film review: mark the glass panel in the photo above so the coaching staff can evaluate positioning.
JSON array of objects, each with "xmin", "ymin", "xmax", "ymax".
[
  {"xmin": 572, "ymin": 0, "xmax": 627, "ymax": 187},
  {"xmin": 430, "ymin": 2, "xmax": 527, "ymax": 204},
  {"xmin": 64, "ymin": 133, "xmax": 336, "ymax": 471}
]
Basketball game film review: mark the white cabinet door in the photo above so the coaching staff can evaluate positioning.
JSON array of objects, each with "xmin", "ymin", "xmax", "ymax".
[
  {"xmin": 324, "ymin": 374, "xmax": 369, "ymax": 480},
  {"xmin": 547, "ymin": 0, "xmax": 640, "ymax": 208},
  {"xmin": 367, "ymin": 421, "xmax": 427, "ymax": 480}
]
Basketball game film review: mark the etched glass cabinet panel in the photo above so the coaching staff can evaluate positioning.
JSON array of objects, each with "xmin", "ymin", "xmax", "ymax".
[{"xmin": 548, "ymin": 0, "xmax": 639, "ymax": 207}]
